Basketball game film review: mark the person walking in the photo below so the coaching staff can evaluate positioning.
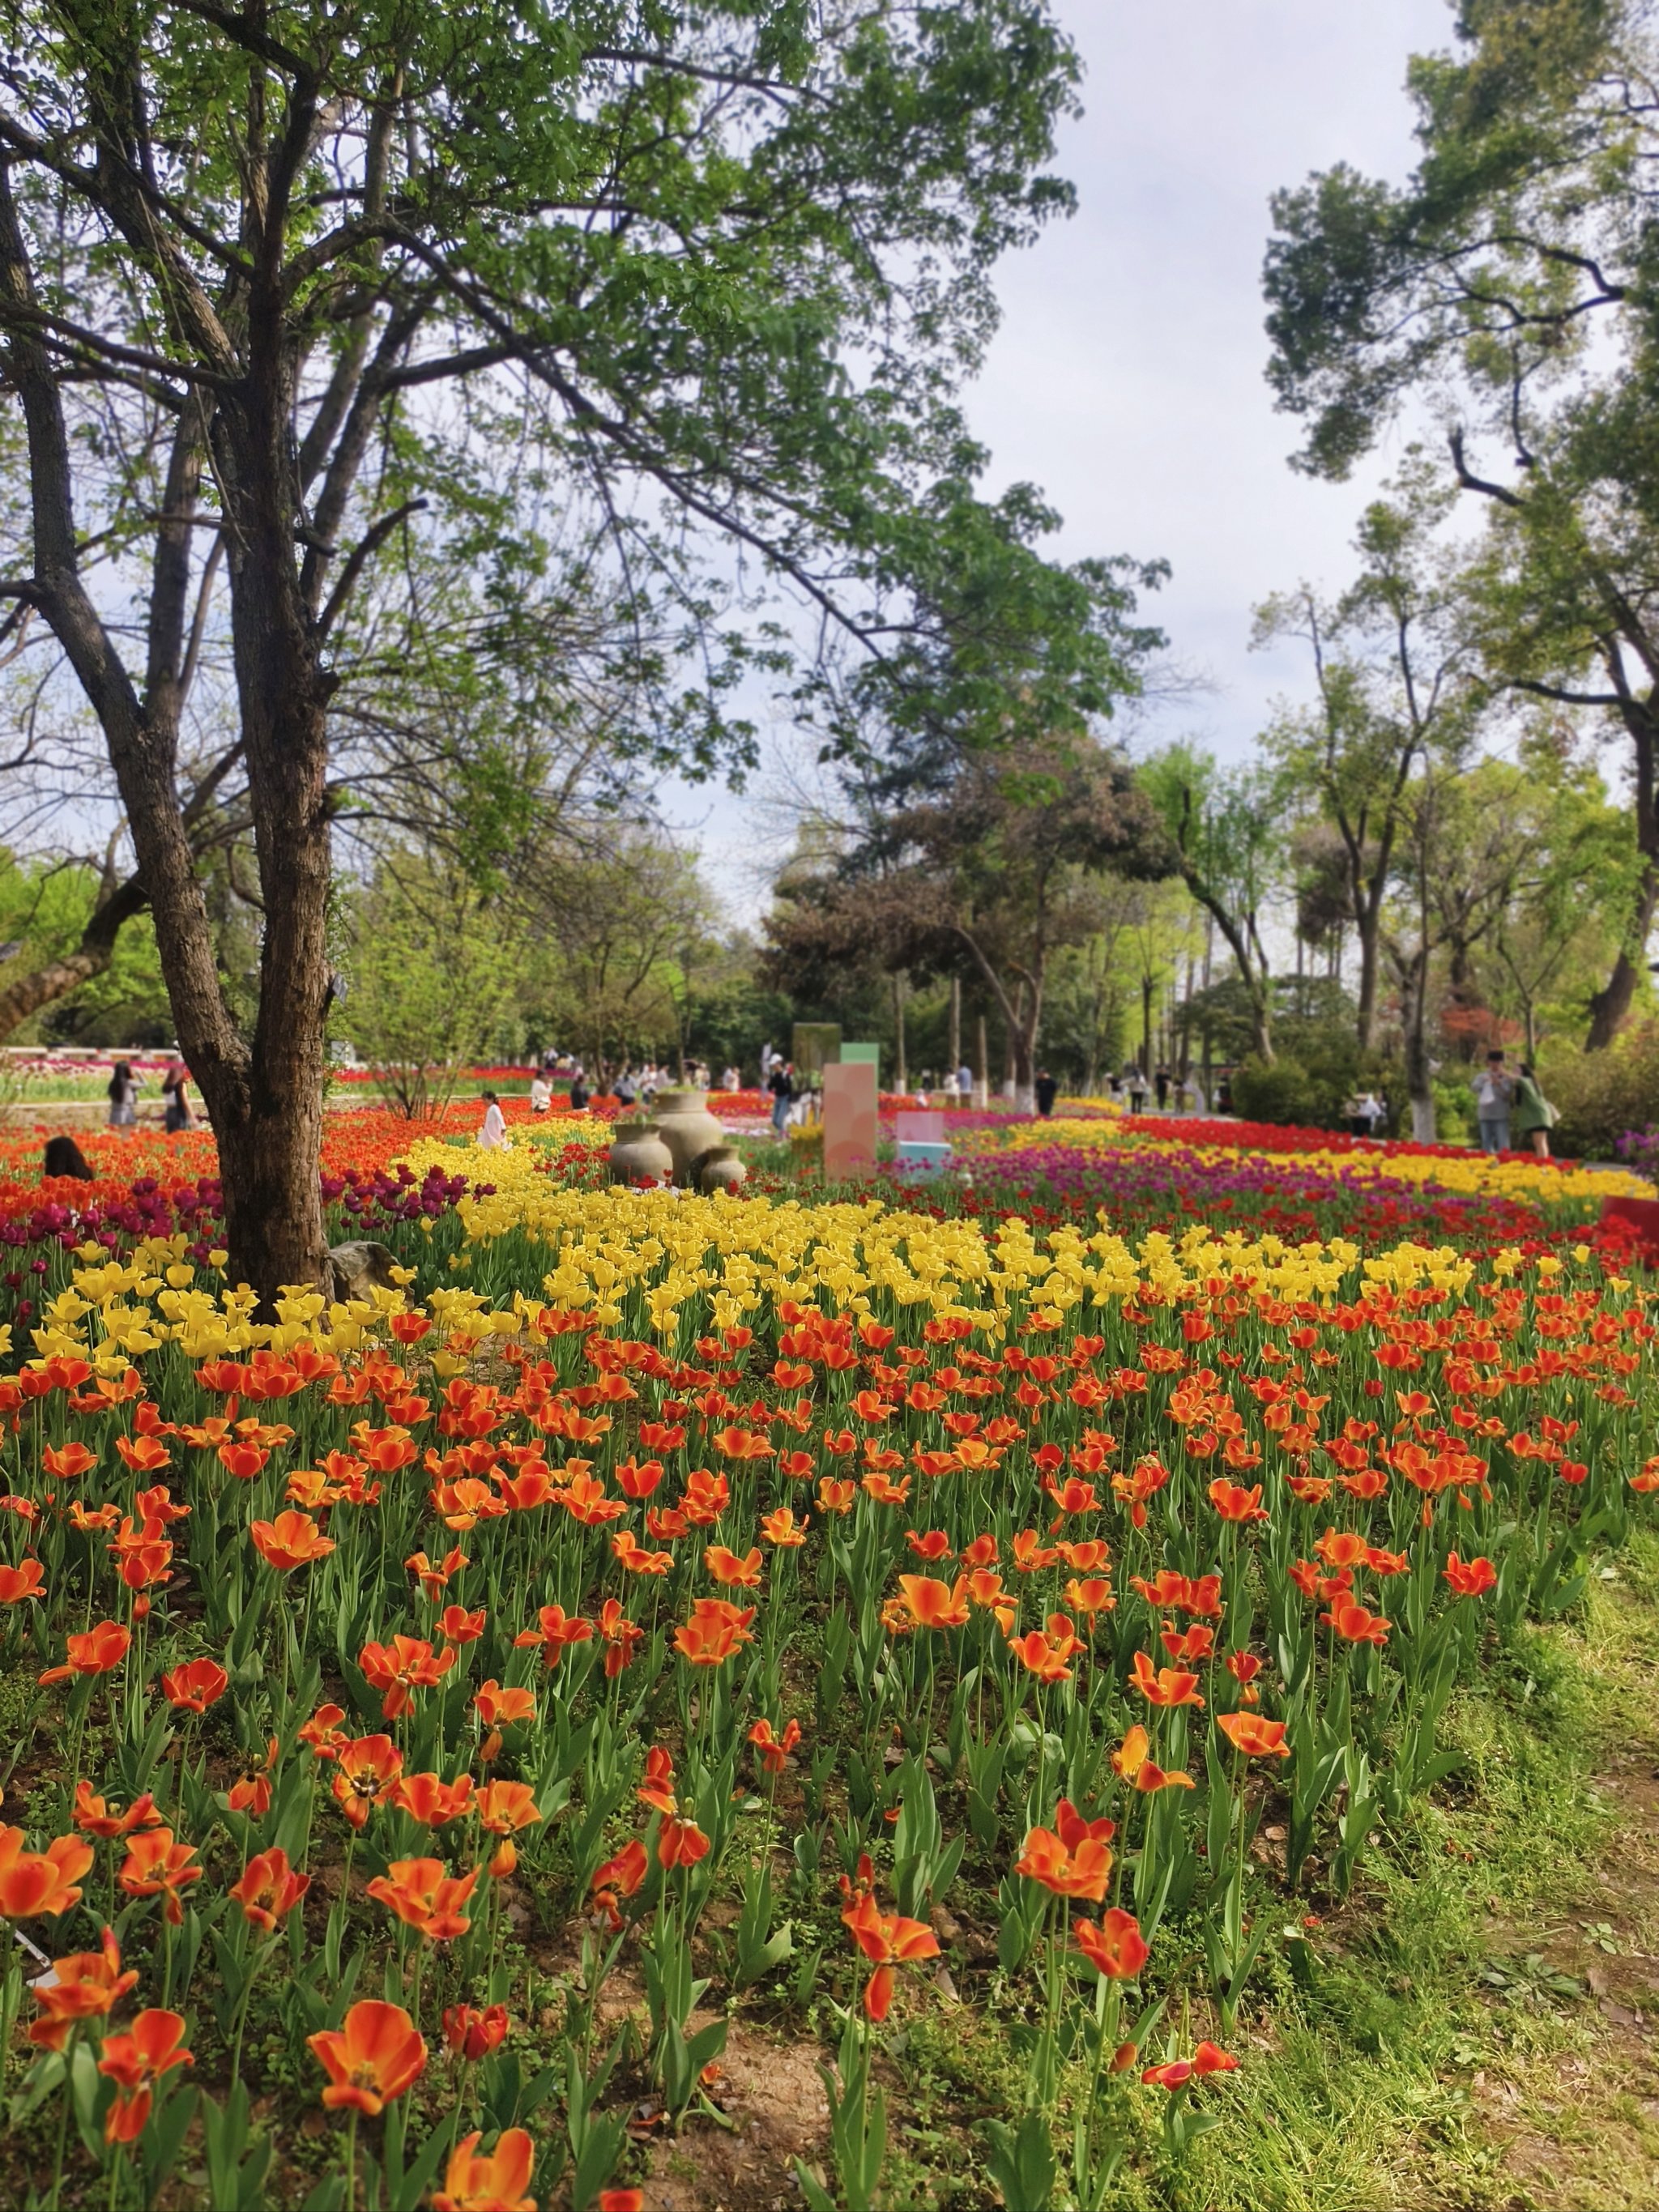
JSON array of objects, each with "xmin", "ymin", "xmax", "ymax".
[
  {"xmin": 1473, "ymin": 1050, "xmax": 1513, "ymax": 1153},
  {"xmin": 106, "ymin": 1060, "xmax": 139, "ymax": 1129},
  {"xmin": 1511, "ymin": 1062, "xmax": 1557, "ymax": 1159},
  {"xmin": 528, "ymin": 1071, "xmax": 552, "ymax": 1113},
  {"xmin": 568, "ymin": 1067, "xmax": 590, "ymax": 1111},
  {"xmin": 1128, "ymin": 1068, "xmax": 1146, "ymax": 1116},
  {"xmin": 478, "ymin": 1089, "xmax": 508, "ymax": 1149},
  {"xmin": 160, "ymin": 1057, "xmax": 192, "ymax": 1132},
  {"xmin": 1154, "ymin": 1064, "xmax": 1171, "ymax": 1110},
  {"xmin": 768, "ymin": 1059, "xmax": 794, "ymax": 1136},
  {"xmin": 1034, "ymin": 1068, "xmax": 1058, "ymax": 1118}
]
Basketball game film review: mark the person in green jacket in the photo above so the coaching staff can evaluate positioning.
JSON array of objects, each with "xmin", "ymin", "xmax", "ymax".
[{"xmin": 1511, "ymin": 1062, "xmax": 1555, "ymax": 1160}]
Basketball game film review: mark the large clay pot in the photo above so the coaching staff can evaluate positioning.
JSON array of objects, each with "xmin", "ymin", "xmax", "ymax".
[
  {"xmin": 650, "ymin": 1088, "xmax": 727, "ymax": 1187},
  {"xmin": 697, "ymin": 1144, "xmax": 748, "ymax": 1196},
  {"xmin": 608, "ymin": 1119, "xmax": 674, "ymax": 1187}
]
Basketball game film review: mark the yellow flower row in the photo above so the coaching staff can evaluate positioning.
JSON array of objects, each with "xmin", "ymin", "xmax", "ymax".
[
  {"xmin": 951, "ymin": 1116, "xmax": 1648, "ymax": 1203},
  {"xmin": 13, "ymin": 1132, "xmax": 1634, "ymax": 1378}
]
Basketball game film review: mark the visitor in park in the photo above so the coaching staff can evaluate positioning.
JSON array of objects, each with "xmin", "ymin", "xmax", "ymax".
[
  {"xmin": 1128, "ymin": 1069, "xmax": 1146, "ymax": 1115},
  {"xmin": 1354, "ymin": 1089, "xmax": 1384, "ymax": 1137},
  {"xmin": 1473, "ymin": 1050, "xmax": 1513, "ymax": 1153},
  {"xmin": 1154, "ymin": 1064, "xmax": 1171, "ymax": 1109},
  {"xmin": 1034, "ymin": 1068, "xmax": 1058, "ymax": 1117},
  {"xmin": 106, "ymin": 1059, "xmax": 139, "ymax": 1129},
  {"xmin": 759, "ymin": 1041, "xmax": 776, "ymax": 1082},
  {"xmin": 528, "ymin": 1071, "xmax": 552, "ymax": 1113},
  {"xmin": 768, "ymin": 1059, "xmax": 795, "ymax": 1136},
  {"xmin": 568, "ymin": 1068, "xmax": 590, "ymax": 1111},
  {"xmin": 160, "ymin": 1058, "xmax": 192, "ymax": 1132},
  {"xmin": 614, "ymin": 1066, "xmax": 638, "ymax": 1106},
  {"xmin": 478, "ymin": 1089, "xmax": 508, "ymax": 1149},
  {"xmin": 957, "ymin": 1059, "xmax": 973, "ymax": 1097},
  {"xmin": 1512, "ymin": 1062, "xmax": 1557, "ymax": 1160},
  {"xmin": 721, "ymin": 1065, "xmax": 740, "ymax": 1093}
]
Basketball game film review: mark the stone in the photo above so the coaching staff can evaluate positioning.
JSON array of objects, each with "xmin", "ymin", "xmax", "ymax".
[{"xmin": 327, "ymin": 1239, "xmax": 399, "ymax": 1302}]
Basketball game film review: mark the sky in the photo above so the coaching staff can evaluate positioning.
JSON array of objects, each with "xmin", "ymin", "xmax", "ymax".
[{"xmin": 664, "ymin": 0, "xmax": 1457, "ymax": 918}]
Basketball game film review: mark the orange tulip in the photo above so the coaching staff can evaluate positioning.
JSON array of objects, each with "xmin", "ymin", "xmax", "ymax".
[
  {"xmin": 1443, "ymin": 1550, "xmax": 1497, "ymax": 1597},
  {"xmin": 841, "ymin": 1890, "xmax": 940, "ymax": 2021},
  {"xmin": 250, "ymin": 1511, "xmax": 335, "ymax": 1571},
  {"xmin": 42, "ymin": 1441, "xmax": 97, "ymax": 1481},
  {"xmin": 1129, "ymin": 1650, "xmax": 1204, "ymax": 1707},
  {"xmin": 230, "ymin": 1848, "xmax": 312, "ymax": 1932},
  {"xmin": 117, "ymin": 1828, "xmax": 202, "ymax": 1924},
  {"xmin": 1111, "ymin": 1724, "xmax": 1193, "ymax": 1793},
  {"xmin": 359, "ymin": 1634, "xmax": 454, "ymax": 1719},
  {"xmin": 591, "ymin": 1838, "xmax": 650, "ymax": 1927},
  {"xmin": 893, "ymin": 1574, "xmax": 971, "ymax": 1630},
  {"xmin": 611, "ymin": 1529, "xmax": 674, "ymax": 1576},
  {"xmin": 705, "ymin": 1544, "xmax": 764, "ymax": 1588},
  {"xmin": 1008, "ymin": 1614, "xmax": 1081, "ymax": 1682},
  {"xmin": 748, "ymin": 1717, "xmax": 802, "ymax": 1774},
  {"xmin": 0, "ymin": 1558, "xmax": 45, "ymax": 1604},
  {"xmin": 476, "ymin": 1781, "xmax": 541, "ymax": 1836},
  {"xmin": 1014, "ymin": 1801, "xmax": 1115, "ymax": 1901},
  {"xmin": 432, "ymin": 2126, "xmax": 537, "ymax": 2212},
  {"xmin": 441, "ymin": 2003, "xmax": 510, "ymax": 2061},
  {"xmin": 0, "ymin": 1826, "xmax": 94, "ymax": 1917},
  {"xmin": 1320, "ymin": 1600, "xmax": 1391, "ymax": 1646},
  {"xmin": 1215, "ymin": 1711, "xmax": 1290, "ymax": 1758},
  {"xmin": 1208, "ymin": 1477, "xmax": 1268, "ymax": 1524},
  {"xmin": 513, "ymin": 1603, "xmax": 594, "ymax": 1665},
  {"xmin": 160, "ymin": 1657, "xmax": 228, "ymax": 1713},
  {"xmin": 1074, "ymin": 1908, "xmax": 1149, "ymax": 1980},
  {"xmin": 367, "ymin": 1856, "xmax": 480, "ymax": 1942},
  {"xmin": 71, "ymin": 1784, "xmax": 161, "ymax": 1839},
  {"xmin": 331, "ymin": 1735, "xmax": 404, "ymax": 1829},
  {"xmin": 474, "ymin": 1680, "xmax": 535, "ymax": 1728},
  {"xmin": 760, "ymin": 1507, "xmax": 808, "ymax": 1547},
  {"xmin": 1142, "ymin": 2040, "xmax": 1239, "ymax": 2091},
  {"xmin": 39, "ymin": 1617, "xmax": 130, "ymax": 1685},
  {"xmin": 596, "ymin": 1598, "xmax": 646, "ymax": 1677},
  {"xmin": 308, "ymin": 1997, "xmax": 428, "ymax": 2114},
  {"xmin": 672, "ymin": 1596, "xmax": 754, "ymax": 1666},
  {"xmin": 97, "ymin": 2007, "xmax": 193, "ymax": 2142},
  {"xmin": 28, "ymin": 1927, "xmax": 137, "ymax": 2049},
  {"xmin": 711, "ymin": 1426, "xmax": 772, "ymax": 1461},
  {"xmin": 391, "ymin": 1772, "xmax": 476, "ymax": 1826}
]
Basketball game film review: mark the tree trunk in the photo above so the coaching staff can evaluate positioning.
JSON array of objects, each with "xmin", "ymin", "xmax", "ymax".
[
  {"xmin": 1354, "ymin": 910, "xmax": 1382, "ymax": 1051},
  {"xmin": 893, "ymin": 971, "xmax": 908, "ymax": 1094},
  {"xmin": 948, "ymin": 974, "xmax": 961, "ymax": 1084},
  {"xmin": 975, "ymin": 1011, "xmax": 989, "ymax": 1110},
  {"xmin": 0, "ymin": 874, "xmax": 147, "ymax": 1043},
  {"xmin": 1140, "ymin": 974, "xmax": 1153, "ymax": 1075},
  {"xmin": 1585, "ymin": 862, "xmax": 1658, "ymax": 1050}
]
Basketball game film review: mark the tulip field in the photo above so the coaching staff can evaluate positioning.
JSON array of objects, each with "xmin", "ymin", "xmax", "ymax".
[{"xmin": 0, "ymin": 1110, "xmax": 1656, "ymax": 2211}]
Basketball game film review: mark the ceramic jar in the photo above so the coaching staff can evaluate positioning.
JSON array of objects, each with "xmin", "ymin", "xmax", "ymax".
[
  {"xmin": 608, "ymin": 1119, "xmax": 674, "ymax": 1187},
  {"xmin": 650, "ymin": 1088, "xmax": 727, "ymax": 1186},
  {"xmin": 697, "ymin": 1144, "xmax": 748, "ymax": 1195}
]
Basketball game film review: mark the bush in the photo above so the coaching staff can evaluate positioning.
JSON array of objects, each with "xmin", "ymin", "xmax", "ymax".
[
  {"xmin": 1433, "ymin": 1076, "xmax": 1476, "ymax": 1144},
  {"xmin": 1231, "ymin": 1056, "xmax": 1323, "ymax": 1127},
  {"xmin": 1540, "ymin": 1021, "xmax": 1659, "ymax": 1160}
]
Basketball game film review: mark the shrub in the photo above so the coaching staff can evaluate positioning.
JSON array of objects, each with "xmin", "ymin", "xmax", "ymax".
[
  {"xmin": 1540, "ymin": 1022, "xmax": 1659, "ymax": 1161},
  {"xmin": 1231, "ymin": 1056, "xmax": 1322, "ymax": 1127}
]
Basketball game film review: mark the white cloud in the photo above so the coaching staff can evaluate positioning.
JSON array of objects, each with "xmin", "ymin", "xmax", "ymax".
[{"xmin": 663, "ymin": 0, "xmax": 1456, "ymax": 913}]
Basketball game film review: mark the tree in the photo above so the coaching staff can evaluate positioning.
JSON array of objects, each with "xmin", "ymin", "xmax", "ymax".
[
  {"xmin": 1141, "ymin": 744, "xmax": 1284, "ymax": 1063},
  {"xmin": 339, "ymin": 855, "xmax": 521, "ymax": 1119},
  {"xmin": 1256, "ymin": 479, "xmax": 1481, "ymax": 1051},
  {"xmin": 545, "ymin": 836, "xmax": 718, "ymax": 1086},
  {"xmin": 1264, "ymin": 0, "xmax": 1659, "ymax": 1046},
  {"xmin": 762, "ymin": 735, "xmax": 1169, "ymax": 1109},
  {"xmin": 0, "ymin": 0, "xmax": 1085, "ymax": 1299}
]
